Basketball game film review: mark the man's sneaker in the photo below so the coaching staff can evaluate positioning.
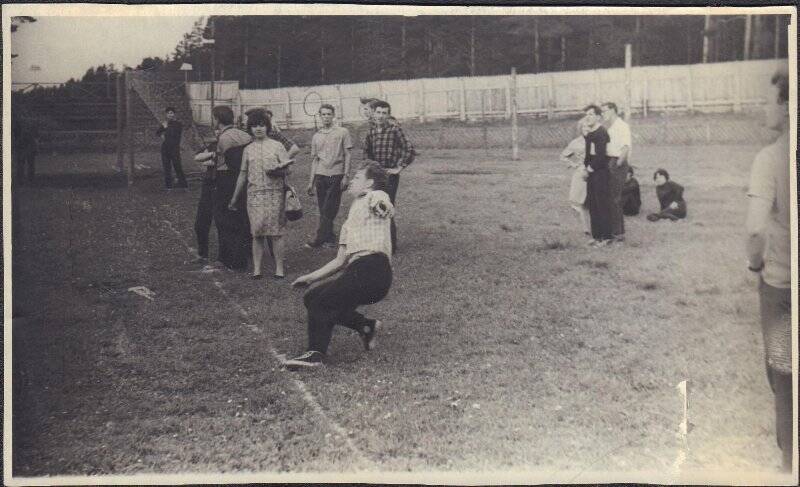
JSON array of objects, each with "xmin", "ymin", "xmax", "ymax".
[
  {"xmin": 360, "ymin": 320, "xmax": 381, "ymax": 351},
  {"xmin": 284, "ymin": 350, "xmax": 324, "ymax": 370},
  {"xmin": 304, "ymin": 240, "xmax": 323, "ymax": 249}
]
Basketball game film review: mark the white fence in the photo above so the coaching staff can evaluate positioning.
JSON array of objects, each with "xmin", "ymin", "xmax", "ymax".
[{"xmin": 187, "ymin": 58, "xmax": 787, "ymax": 128}]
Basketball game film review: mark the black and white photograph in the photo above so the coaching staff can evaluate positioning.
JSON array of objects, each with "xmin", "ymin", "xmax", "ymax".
[{"xmin": 3, "ymin": 3, "xmax": 797, "ymax": 485}]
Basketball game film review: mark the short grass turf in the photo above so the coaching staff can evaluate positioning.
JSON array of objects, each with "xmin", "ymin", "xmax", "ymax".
[{"xmin": 10, "ymin": 142, "xmax": 786, "ymax": 478}]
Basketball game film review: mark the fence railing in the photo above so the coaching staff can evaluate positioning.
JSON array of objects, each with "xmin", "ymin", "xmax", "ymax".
[{"xmin": 187, "ymin": 58, "xmax": 787, "ymax": 128}]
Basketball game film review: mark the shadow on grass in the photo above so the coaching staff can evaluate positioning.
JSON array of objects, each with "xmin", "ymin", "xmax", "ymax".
[
  {"xmin": 578, "ymin": 259, "xmax": 610, "ymax": 269},
  {"xmin": 536, "ymin": 238, "xmax": 574, "ymax": 252},
  {"xmin": 18, "ymin": 173, "xmax": 128, "ymax": 190},
  {"xmin": 429, "ymin": 169, "xmax": 501, "ymax": 176}
]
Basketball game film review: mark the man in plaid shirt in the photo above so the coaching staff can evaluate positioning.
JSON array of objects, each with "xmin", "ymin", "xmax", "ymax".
[{"xmin": 363, "ymin": 100, "xmax": 415, "ymax": 254}]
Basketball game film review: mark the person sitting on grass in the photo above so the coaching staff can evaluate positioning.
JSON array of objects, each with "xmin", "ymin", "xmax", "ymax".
[
  {"xmin": 621, "ymin": 166, "xmax": 641, "ymax": 216},
  {"xmin": 285, "ymin": 162, "xmax": 395, "ymax": 369},
  {"xmin": 229, "ymin": 109, "xmax": 294, "ymax": 279},
  {"xmin": 647, "ymin": 168, "xmax": 687, "ymax": 222}
]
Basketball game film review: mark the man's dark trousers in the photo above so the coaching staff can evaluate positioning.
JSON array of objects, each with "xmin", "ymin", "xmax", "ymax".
[
  {"xmin": 303, "ymin": 253, "xmax": 392, "ymax": 354},
  {"xmin": 313, "ymin": 174, "xmax": 344, "ymax": 244},
  {"xmin": 608, "ymin": 157, "xmax": 627, "ymax": 238},
  {"xmin": 161, "ymin": 146, "xmax": 187, "ymax": 188},
  {"xmin": 386, "ymin": 173, "xmax": 400, "ymax": 253},
  {"xmin": 194, "ymin": 176, "xmax": 215, "ymax": 259},
  {"xmin": 759, "ymin": 278, "xmax": 793, "ymax": 470}
]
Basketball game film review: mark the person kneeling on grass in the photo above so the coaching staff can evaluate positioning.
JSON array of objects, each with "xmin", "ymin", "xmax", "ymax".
[
  {"xmin": 621, "ymin": 166, "xmax": 641, "ymax": 216},
  {"xmin": 647, "ymin": 168, "xmax": 687, "ymax": 222},
  {"xmin": 285, "ymin": 163, "xmax": 395, "ymax": 369}
]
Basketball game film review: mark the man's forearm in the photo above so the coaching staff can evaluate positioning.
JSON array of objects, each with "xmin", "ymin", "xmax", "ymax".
[
  {"xmin": 308, "ymin": 158, "xmax": 318, "ymax": 185},
  {"xmin": 343, "ymin": 150, "xmax": 352, "ymax": 177},
  {"xmin": 746, "ymin": 233, "xmax": 766, "ymax": 269},
  {"xmin": 619, "ymin": 146, "xmax": 630, "ymax": 164}
]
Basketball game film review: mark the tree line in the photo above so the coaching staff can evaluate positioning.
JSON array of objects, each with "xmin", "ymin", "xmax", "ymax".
[
  {"xmin": 16, "ymin": 14, "xmax": 791, "ymax": 94},
  {"xmin": 167, "ymin": 14, "xmax": 788, "ymax": 90}
]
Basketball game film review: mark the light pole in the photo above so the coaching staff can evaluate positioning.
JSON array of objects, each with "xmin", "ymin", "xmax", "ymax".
[
  {"xmin": 202, "ymin": 19, "xmax": 216, "ymax": 112},
  {"xmin": 180, "ymin": 62, "xmax": 193, "ymax": 94}
]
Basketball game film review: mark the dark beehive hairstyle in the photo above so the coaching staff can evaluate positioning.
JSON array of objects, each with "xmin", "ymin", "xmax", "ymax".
[{"xmin": 246, "ymin": 108, "xmax": 271, "ymax": 136}]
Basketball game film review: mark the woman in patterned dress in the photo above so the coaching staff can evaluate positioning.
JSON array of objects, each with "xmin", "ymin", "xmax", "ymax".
[{"xmin": 229, "ymin": 109, "xmax": 294, "ymax": 279}]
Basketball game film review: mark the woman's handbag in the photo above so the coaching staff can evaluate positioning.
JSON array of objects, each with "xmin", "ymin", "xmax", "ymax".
[{"xmin": 284, "ymin": 184, "xmax": 303, "ymax": 221}]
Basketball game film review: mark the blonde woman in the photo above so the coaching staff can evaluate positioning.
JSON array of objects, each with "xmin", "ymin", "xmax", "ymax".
[{"xmin": 560, "ymin": 118, "xmax": 591, "ymax": 235}]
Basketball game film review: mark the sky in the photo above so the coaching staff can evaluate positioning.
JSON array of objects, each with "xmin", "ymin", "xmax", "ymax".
[{"xmin": 10, "ymin": 16, "xmax": 201, "ymax": 84}]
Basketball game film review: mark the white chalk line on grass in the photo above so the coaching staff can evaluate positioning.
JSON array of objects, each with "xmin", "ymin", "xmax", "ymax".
[{"xmin": 159, "ymin": 217, "xmax": 372, "ymax": 470}]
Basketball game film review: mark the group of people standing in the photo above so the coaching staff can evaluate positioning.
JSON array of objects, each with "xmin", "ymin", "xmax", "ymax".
[
  {"xmin": 562, "ymin": 101, "xmax": 687, "ymax": 245},
  {"xmin": 163, "ymin": 99, "xmax": 415, "ymax": 369}
]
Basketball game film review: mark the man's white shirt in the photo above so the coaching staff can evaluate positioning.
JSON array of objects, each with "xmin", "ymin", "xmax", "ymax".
[{"xmin": 606, "ymin": 117, "xmax": 632, "ymax": 159}]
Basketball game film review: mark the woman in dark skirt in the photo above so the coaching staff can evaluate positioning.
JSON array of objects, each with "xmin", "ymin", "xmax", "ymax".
[
  {"xmin": 211, "ymin": 105, "xmax": 253, "ymax": 271},
  {"xmin": 583, "ymin": 105, "xmax": 613, "ymax": 246}
]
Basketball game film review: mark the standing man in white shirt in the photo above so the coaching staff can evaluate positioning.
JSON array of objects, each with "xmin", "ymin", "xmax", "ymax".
[
  {"xmin": 601, "ymin": 102, "xmax": 632, "ymax": 241},
  {"xmin": 306, "ymin": 104, "xmax": 354, "ymax": 248},
  {"xmin": 745, "ymin": 67, "xmax": 792, "ymax": 472}
]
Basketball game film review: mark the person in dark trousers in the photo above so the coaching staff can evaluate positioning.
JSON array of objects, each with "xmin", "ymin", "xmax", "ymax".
[
  {"xmin": 746, "ymin": 68, "xmax": 792, "ymax": 472},
  {"xmin": 306, "ymin": 104, "xmax": 353, "ymax": 248},
  {"xmin": 192, "ymin": 137, "xmax": 219, "ymax": 263},
  {"xmin": 211, "ymin": 105, "xmax": 253, "ymax": 271},
  {"xmin": 621, "ymin": 166, "xmax": 641, "ymax": 216},
  {"xmin": 582, "ymin": 105, "xmax": 612, "ymax": 246},
  {"xmin": 647, "ymin": 169, "xmax": 687, "ymax": 222},
  {"xmin": 286, "ymin": 163, "xmax": 395, "ymax": 369},
  {"xmin": 155, "ymin": 107, "xmax": 188, "ymax": 189},
  {"xmin": 12, "ymin": 114, "xmax": 38, "ymax": 184},
  {"xmin": 600, "ymin": 102, "xmax": 632, "ymax": 241},
  {"xmin": 363, "ymin": 101, "xmax": 415, "ymax": 254}
]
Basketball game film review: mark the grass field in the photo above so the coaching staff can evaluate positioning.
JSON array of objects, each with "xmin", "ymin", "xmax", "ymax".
[{"xmin": 9, "ymin": 139, "xmax": 791, "ymax": 482}]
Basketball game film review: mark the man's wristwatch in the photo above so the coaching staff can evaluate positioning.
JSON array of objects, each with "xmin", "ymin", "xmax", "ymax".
[{"xmin": 748, "ymin": 261, "xmax": 765, "ymax": 273}]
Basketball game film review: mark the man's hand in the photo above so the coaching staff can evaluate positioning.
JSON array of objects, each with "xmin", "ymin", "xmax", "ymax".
[
  {"xmin": 306, "ymin": 183, "xmax": 315, "ymax": 196},
  {"xmin": 228, "ymin": 201, "xmax": 237, "ymax": 211},
  {"xmin": 292, "ymin": 275, "xmax": 312, "ymax": 288},
  {"xmin": 669, "ymin": 202, "xmax": 679, "ymax": 210},
  {"xmin": 162, "ymin": 122, "xmax": 168, "ymax": 129},
  {"xmin": 386, "ymin": 167, "xmax": 402, "ymax": 175},
  {"xmin": 340, "ymin": 175, "xmax": 350, "ymax": 191}
]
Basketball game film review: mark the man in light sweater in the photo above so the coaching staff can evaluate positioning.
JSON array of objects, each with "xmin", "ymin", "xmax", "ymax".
[
  {"xmin": 306, "ymin": 104, "xmax": 353, "ymax": 248},
  {"xmin": 745, "ymin": 67, "xmax": 792, "ymax": 472}
]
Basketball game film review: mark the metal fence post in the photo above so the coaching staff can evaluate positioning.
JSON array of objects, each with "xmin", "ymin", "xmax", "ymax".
[
  {"xmin": 686, "ymin": 65, "xmax": 695, "ymax": 113},
  {"xmin": 733, "ymin": 64, "xmax": 743, "ymax": 113},
  {"xmin": 459, "ymin": 78, "xmax": 467, "ymax": 122},
  {"xmin": 419, "ymin": 80, "xmax": 426, "ymax": 123},
  {"xmin": 643, "ymin": 76, "xmax": 649, "ymax": 118},
  {"xmin": 510, "ymin": 67, "xmax": 519, "ymax": 161},
  {"xmin": 124, "ymin": 71, "xmax": 135, "ymax": 186},
  {"xmin": 547, "ymin": 74, "xmax": 555, "ymax": 119},
  {"xmin": 285, "ymin": 91, "xmax": 292, "ymax": 129},
  {"xmin": 116, "ymin": 73, "xmax": 124, "ymax": 173},
  {"xmin": 624, "ymin": 44, "xmax": 632, "ymax": 121},
  {"xmin": 336, "ymin": 85, "xmax": 344, "ymax": 122},
  {"xmin": 505, "ymin": 82, "xmax": 512, "ymax": 120}
]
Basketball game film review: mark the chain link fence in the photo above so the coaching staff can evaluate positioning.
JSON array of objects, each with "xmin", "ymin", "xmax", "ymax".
[{"xmin": 277, "ymin": 112, "xmax": 774, "ymax": 157}]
